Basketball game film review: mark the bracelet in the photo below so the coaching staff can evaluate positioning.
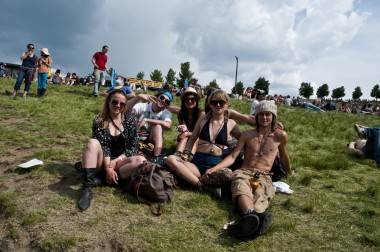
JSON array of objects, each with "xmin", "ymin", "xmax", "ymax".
[{"xmin": 182, "ymin": 150, "xmax": 193, "ymax": 162}]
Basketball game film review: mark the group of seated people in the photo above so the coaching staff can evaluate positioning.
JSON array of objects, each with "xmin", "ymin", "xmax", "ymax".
[{"xmin": 75, "ymin": 86, "xmax": 293, "ymax": 239}]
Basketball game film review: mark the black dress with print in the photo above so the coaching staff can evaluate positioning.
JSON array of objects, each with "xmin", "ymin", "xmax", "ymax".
[{"xmin": 92, "ymin": 112, "xmax": 138, "ymax": 159}]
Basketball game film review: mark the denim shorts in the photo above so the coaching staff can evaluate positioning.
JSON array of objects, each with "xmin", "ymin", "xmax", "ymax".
[{"xmin": 192, "ymin": 152, "xmax": 223, "ymax": 175}]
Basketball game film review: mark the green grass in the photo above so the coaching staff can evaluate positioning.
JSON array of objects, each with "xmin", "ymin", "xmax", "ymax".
[{"xmin": 0, "ymin": 78, "xmax": 379, "ymax": 251}]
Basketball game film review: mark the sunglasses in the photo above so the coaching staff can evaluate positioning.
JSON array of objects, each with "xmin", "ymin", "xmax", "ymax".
[
  {"xmin": 184, "ymin": 96, "xmax": 197, "ymax": 103},
  {"xmin": 210, "ymin": 100, "xmax": 226, "ymax": 107},
  {"xmin": 111, "ymin": 99, "xmax": 126, "ymax": 107},
  {"xmin": 159, "ymin": 95, "xmax": 170, "ymax": 105},
  {"xmin": 28, "ymin": 47, "xmax": 35, "ymax": 50}
]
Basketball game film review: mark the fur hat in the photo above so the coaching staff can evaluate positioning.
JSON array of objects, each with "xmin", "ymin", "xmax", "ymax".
[{"xmin": 255, "ymin": 100, "xmax": 277, "ymax": 118}]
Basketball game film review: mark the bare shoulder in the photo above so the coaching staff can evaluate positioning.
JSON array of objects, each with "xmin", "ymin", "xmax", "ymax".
[
  {"xmin": 241, "ymin": 129, "xmax": 257, "ymax": 140},
  {"xmin": 228, "ymin": 118, "xmax": 237, "ymax": 127},
  {"xmin": 274, "ymin": 129, "xmax": 288, "ymax": 144}
]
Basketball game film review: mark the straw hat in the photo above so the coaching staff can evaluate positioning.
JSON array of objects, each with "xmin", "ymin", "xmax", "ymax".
[
  {"xmin": 181, "ymin": 87, "xmax": 200, "ymax": 100},
  {"xmin": 40, "ymin": 48, "xmax": 50, "ymax": 56}
]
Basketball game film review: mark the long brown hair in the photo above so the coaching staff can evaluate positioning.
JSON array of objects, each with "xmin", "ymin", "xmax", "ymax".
[
  {"xmin": 255, "ymin": 113, "xmax": 277, "ymax": 132},
  {"xmin": 96, "ymin": 89, "xmax": 127, "ymax": 128},
  {"xmin": 178, "ymin": 92, "xmax": 201, "ymax": 132}
]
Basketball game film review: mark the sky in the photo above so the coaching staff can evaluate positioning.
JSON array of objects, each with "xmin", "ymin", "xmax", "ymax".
[{"xmin": 0, "ymin": 0, "xmax": 379, "ymax": 98}]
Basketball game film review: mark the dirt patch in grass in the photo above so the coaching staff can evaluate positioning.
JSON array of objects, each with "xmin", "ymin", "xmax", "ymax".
[{"xmin": 0, "ymin": 146, "xmax": 36, "ymax": 175}]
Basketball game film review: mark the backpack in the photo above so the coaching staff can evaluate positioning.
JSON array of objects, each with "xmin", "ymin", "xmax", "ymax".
[{"xmin": 127, "ymin": 161, "xmax": 176, "ymax": 215}]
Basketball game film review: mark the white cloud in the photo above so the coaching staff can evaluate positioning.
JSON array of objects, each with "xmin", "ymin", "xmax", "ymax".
[
  {"xmin": 172, "ymin": 0, "xmax": 371, "ymax": 97},
  {"xmin": 0, "ymin": 0, "xmax": 377, "ymax": 98}
]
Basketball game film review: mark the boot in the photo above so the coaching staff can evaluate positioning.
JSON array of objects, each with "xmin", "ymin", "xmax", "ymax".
[
  {"xmin": 74, "ymin": 162, "xmax": 104, "ymax": 186},
  {"xmin": 255, "ymin": 211, "xmax": 273, "ymax": 235},
  {"xmin": 77, "ymin": 168, "xmax": 97, "ymax": 211},
  {"xmin": 41, "ymin": 88, "xmax": 46, "ymax": 96},
  {"xmin": 37, "ymin": 89, "xmax": 42, "ymax": 97}
]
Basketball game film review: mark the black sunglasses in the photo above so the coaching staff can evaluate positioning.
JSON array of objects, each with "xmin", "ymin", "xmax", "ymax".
[
  {"xmin": 210, "ymin": 100, "xmax": 226, "ymax": 106},
  {"xmin": 28, "ymin": 47, "xmax": 35, "ymax": 50},
  {"xmin": 184, "ymin": 96, "xmax": 197, "ymax": 102},
  {"xmin": 111, "ymin": 99, "xmax": 126, "ymax": 107},
  {"xmin": 159, "ymin": 95, "xmax": 170, "ymax": 105}
]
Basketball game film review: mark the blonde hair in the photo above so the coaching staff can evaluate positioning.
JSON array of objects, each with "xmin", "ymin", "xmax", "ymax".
[
  {"xmin": 206, "ymin": 89, "xmax": 230, "ymax": 122},
  {"xmin": 97, "ymin": 90, "xmax": 127, "ymax": 128}
]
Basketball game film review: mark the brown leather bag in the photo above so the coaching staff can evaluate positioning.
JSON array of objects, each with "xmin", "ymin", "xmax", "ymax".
[{"xmin": 127, "ymin": 162, "xmax": 176, "ymax": 215}]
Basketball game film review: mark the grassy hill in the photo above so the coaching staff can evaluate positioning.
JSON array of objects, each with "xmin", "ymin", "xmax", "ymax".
[{"xmin": 0, "ymin": 78, "xmax": 379, "ymax": 251}]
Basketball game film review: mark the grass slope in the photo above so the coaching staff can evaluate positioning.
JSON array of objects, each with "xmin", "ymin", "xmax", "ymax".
[{"xmin": 0, "ymin": 79, "xmax": 379, "ymax": 251}]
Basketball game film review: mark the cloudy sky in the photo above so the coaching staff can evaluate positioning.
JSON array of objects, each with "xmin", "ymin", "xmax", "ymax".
[{"xmin": 0, "ymin": 0, "xmax": 379, "ymax": 98}]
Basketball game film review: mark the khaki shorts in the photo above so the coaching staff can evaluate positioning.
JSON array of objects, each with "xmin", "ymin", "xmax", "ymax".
[{"xmin": 231, "ymin": 168, "xmax": 275, "ymax": 213}]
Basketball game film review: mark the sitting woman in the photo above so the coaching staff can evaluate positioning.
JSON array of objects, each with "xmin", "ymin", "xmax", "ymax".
[
  {"xmin": 167, "ymin": 87, "xmax": 205, "ymax": 153},
  {"xmin": 77, "ymin": 89, "xmax": 146, "ymax": 211},
  {"xmin": 166, "ymin": 89, "xmax": 240, "ymax": 192}
]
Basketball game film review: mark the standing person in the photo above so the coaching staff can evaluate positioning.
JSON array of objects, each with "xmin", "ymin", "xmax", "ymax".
[
  {"xmin": 208, "ymin": 100, "xmax": 292, "ymax": 239},
  {"xmin": 91, "ymin": 45, "xmax": 109, "ymax": 97},
  {"xmin": 36, "ymin": 48, "xmax": 52, "ymax": 97},
  {"xmin": 77, "ymin": 89, "xmax": 146, "ymax": 211},
  {"xmin": 12, "ymin": 43, "xmax": 38, "ymax": 98}
]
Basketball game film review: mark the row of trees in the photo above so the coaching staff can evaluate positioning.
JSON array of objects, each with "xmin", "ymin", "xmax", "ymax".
[
  {"xmin": 136, "ymin": 63, "xmax": 379, "ymax": 100},
  {"xmin": 231, "ymin": 77, "xmax": 271, "ymax": 96},
  {"xmin": 136, "ymin": 62, "xmax": 196, "ymax": 88},
  {"xmin": 299, "ymin": 82, "xmax": 380, "ymax": 100}
]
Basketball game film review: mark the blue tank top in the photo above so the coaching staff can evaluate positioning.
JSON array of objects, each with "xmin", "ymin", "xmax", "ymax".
[{"xmin": 22, "ymin": 55, "xmax": 37, "ymax": 68}]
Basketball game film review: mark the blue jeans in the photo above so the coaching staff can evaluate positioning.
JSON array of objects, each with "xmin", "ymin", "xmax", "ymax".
[
  {"xmin": 14, "ymin": 68, "xmax": 34, "ymax": 92},
  {"xmin": 364, "ymin": 127, "xmax": 380, "ymax": 165},
  {"xmin": 38, "ymin": 73, "xmax": 48, "ymax": 89}
]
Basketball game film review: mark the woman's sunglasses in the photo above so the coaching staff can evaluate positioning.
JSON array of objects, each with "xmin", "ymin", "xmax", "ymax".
[
  {"xmin": 159, "ymin": 95, "xmax": 170, "ymax": 105},
  {"xmin": 210, "ymin": 100, "xmax": 226, "ymax": 107},
  {"xmin": 184, "ymin": 96, "xmax": 197, "ymax": 103},
  {"xmin": 111, "ymin": 99, "xmax": 126, "ymax": 107}
]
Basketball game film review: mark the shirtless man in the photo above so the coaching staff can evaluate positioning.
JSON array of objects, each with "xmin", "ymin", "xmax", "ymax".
[{"xmin": 208, "ymin": 100, "xmax": 292, "ymax": 239}]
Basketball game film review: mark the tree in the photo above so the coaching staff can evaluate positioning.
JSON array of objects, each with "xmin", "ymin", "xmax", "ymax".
[
  {"xmin": 177, "ymin": 62, "xmax": 194, "ymax": 88},
  {"xmin": 352, "ymin": 86, "xmax": 363, "ymax": 100},
  {"xmin": 299, "ymin": 82, "xmax": 314, "ymax": 99},
  {"xmin": 316, "ymin": 83, "xmax": 329, "ymax": 99},
  {"xmin": 254, "ymin": 77, "xmax": 270, "ymax": 94},
  {"xmin": 150, "ymin": 69, "xmax": 163, "ymax": 82},
  {"xmin": 331, "ymin": 86, "xmax": 345, "ymax": 99},
  {"xmin": 165, "ymin": 68, "xmax": 176, "ymax": 85},
  {"xmin": 231, "ymin": 81, "xmax": 244, "ymax": 96},
  {"xmin": 370, "ymin": 84, "xmax": 380, "ymax": 100},
  {"xmin": 136, "ymin": 72, "xmax": 144, "ymax": 80},
  {"xmin": 208, "ymin": 79, "xmax": 220, "ymax": 89}
]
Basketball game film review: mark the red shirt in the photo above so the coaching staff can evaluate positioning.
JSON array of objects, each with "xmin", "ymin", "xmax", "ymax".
[{"xmin": 92, "ymin": 52, "xmax": 107, "ymax": 70}]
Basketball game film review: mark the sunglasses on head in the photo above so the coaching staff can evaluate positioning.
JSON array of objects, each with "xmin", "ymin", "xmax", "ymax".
[
  {"xmin": 210, "ymin": 100, "xmax": 226, "ymax": 106},
  {"xmin": 111, "ymin": 99, "xmax": 126, "ymax": 107},
  {"xmin": 159, "ymin": 95, "xmax": 170, "ymax": 105}
]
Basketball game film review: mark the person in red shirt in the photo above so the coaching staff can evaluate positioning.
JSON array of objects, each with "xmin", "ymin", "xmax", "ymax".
[{"xmin": 91, "ymin": 45, "xmax": 109, "ymax": 96}]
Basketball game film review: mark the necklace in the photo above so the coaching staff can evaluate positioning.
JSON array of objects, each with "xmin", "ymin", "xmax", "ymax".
[
  {"xmin": 255, "ymin": 131, "xmax": 271, "ymax": 157},
  {"xmin": 210, "ymin": 118, "xmax": 225, "ymax": 154}
]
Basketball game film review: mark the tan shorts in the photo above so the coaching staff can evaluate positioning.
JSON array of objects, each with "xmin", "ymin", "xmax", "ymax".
[{"xmin": 231, "ymin": 168, "xmax": 275, "ymax": 213}]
